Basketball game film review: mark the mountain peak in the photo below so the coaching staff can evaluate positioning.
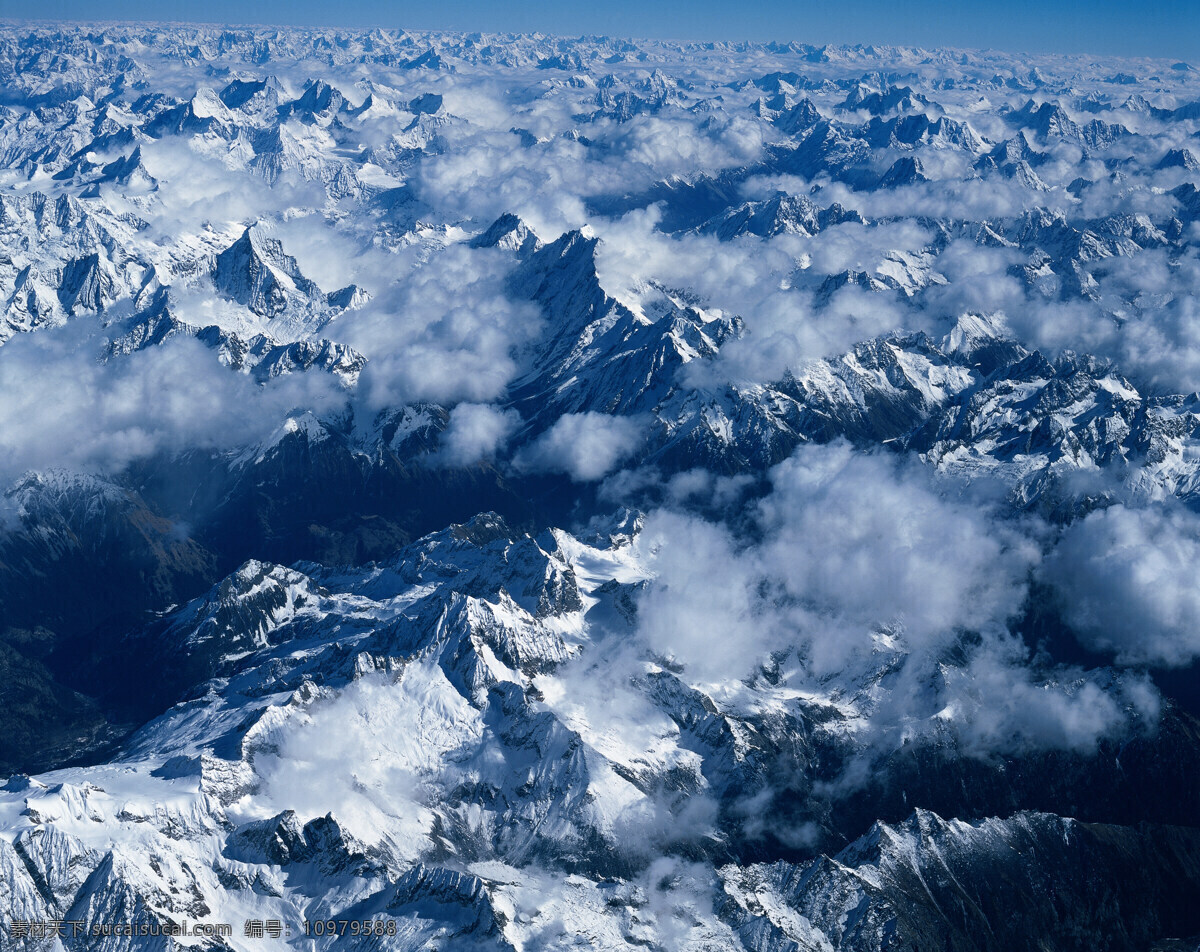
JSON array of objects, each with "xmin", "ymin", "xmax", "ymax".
[
  {"xmin": 212, "ymin": 226, "xmax": 324, "ymax": 318},
  {"xmin": 1158, "ymin": 147, "xmax": 1200, "ymax": 171},
  {"xmin": 280, "ymin": 79, "xmax": 346, "ymax": 121},
  {"xmin": 878, "ymin": 155, "xmax": 927, "ymax": 188},
  {"xmin": 470, "ymin": 213, "xmax": 542, "ymax": 256}
]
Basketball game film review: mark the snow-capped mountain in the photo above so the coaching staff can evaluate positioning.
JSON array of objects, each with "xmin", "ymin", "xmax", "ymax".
[{"xmin": 2, "ymin": 21, "xmax": 1200, "ymax": 951}]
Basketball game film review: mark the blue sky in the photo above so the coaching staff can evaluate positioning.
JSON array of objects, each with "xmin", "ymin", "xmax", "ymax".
[{"xmin": 10, "ymin": 0, "xmax": 1200, "ymax": 60}]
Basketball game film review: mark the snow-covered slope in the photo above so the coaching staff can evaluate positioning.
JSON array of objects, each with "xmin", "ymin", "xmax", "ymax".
[{"xmin": 3, "ymin": 514, "xmax": 1197, "ymax": 950}]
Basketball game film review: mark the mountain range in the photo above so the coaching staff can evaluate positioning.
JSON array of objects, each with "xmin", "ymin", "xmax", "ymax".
[{"xmin": 1, "ymin": 22, "xmax": 1200, "ymax": 951}]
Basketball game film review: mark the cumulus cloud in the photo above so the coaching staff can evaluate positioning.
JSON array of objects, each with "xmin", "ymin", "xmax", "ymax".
[
  {"xmin": 344, "ymin": 243, "xmax": 543, "ymax": 408},
  {"xmin": 434, "ymin": 402, "xmax": 521, "ymax": 467},
  {"xmin": 633, "ymin": 509, "xmax": 756, "ymax": 678},
  {"xmin": 627, "ymin": 442, "xmax": 1150, "ymax": 765},
  {"xmin": 516, "ymin": 411, "xmax": 644, "ymax": 481},
  {"xmin": 1042, "ymin": 504, "xmax": 1200, "ymax": 667},
  {"xmin": 637, "ymin": 442, "xmax": 1041, "ymax": 681},
  {"xmin": 408, "ymin": 87, "xmax": 768, "ymax": 236},
  {"xmin": 761, "ymin": 445, "xmax": 1039, "ymax": 647},
  {"xmin": 269, "ymin": 213, "xmax": 398, "ymax": 296},
  {"xmin": 664, "ymin": 468, "xmax": 756, "ymax": 510},
  {"xmin": 946, "ymin": 640, "xmax": 1161, "ymax": 755},
  {"xmin": 0, "ymin": 322, "xmax": 344, "ymax": 484},
  {"xmin": 590, "ymin": 211, "xmax": 915, "ymax": 386},
  {"xmin": 120, "ymin": 135, "xmax": 327, "ymax": 236}
]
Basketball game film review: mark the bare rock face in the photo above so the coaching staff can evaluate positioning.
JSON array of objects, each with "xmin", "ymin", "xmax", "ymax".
[
  {"xmin": 721, "ymin": 811, "xmax": 1200, "ymax": 952},
  {"xmin": 211, "ymin": 226, "xmax": 365, "ymax": 321}
]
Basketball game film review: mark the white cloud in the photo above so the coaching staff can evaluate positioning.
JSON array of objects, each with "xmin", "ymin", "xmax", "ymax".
[
  {"xmin": 0, "ymin": 322, "xmax": 344, "ymax": 483},
  {"xmin": 636, "ymin": 443, "xmax": 1041, "ymax": 679},
  {"xmin": 343, "ymin": 244, "xmax": 543, "ymax": 408},
  {"xmin": 516, "ymin": 411, "xmax": 644, "ymax": 481},
  {"xmin": 1042, "ymin": 503, "xmax": 1200, "ymax": 667},
  {"xmin": 947, "ymin": 639, "xmax": 1160, "ymax": 755},
  {"xmin": 435, "ymin": 402, "xmax": 521, "ymax": 467},
  {"xmin": 126, "ymin": 135, "xmax": 327, "ymax": 235},
  {"xmin": 627, "ymin": 442, "xmax": 1153, "ymax": 764},
  {"xmin": 759, "ymin": 443, "xmax": 1040, "ymax": 658}
]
